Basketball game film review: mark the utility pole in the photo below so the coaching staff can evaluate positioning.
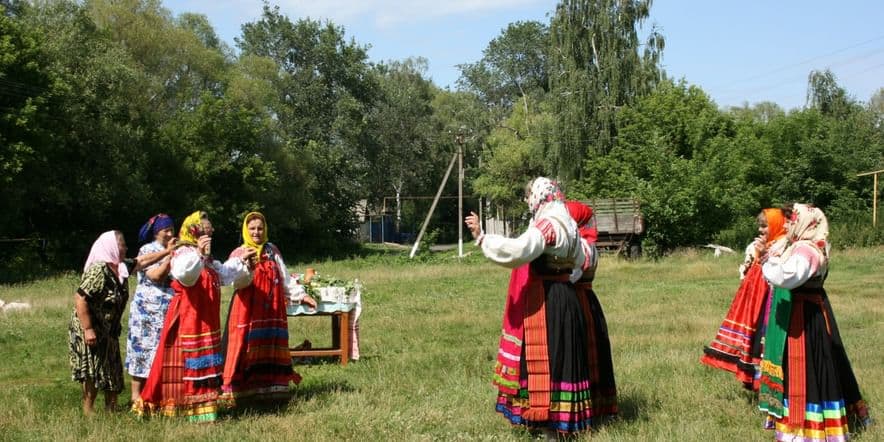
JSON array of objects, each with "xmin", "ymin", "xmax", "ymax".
[
  {"xmin": 456, "ymin": 132, "xmax": 465, "ymax": 258},
  {"xmin": 410, "ymin": 152, "xmax": 459, "ymax": 259},
  {"xmin": 857, "ymin": 168, "xmax": 883, "ymax": 227}
]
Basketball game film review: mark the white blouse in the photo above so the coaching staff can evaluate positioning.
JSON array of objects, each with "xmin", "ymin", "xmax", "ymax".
[
  {"xmin": 762, "ymin": 245, "xmax": 823, "ymax": 290},
  {"xmin": 271, "ymin": 250, "xmax": 306, "ymax": 301},
  {"xmin": 479, "ymin": 203, "xmax": 585, "ymax": 271},
  {"xmin": 170, "ymin": 246, "xmax": 253, "ymax": 289}
]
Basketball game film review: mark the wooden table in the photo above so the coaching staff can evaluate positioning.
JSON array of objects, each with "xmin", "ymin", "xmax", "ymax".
[{"xmin": 287, "ymin": 303, "xmax": 354, "ymax": 366}]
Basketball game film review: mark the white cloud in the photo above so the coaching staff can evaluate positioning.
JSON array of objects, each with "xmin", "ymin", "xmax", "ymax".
[{"xmin": 275, "ymin": 0, "xmax": 544, "ymax": 28}]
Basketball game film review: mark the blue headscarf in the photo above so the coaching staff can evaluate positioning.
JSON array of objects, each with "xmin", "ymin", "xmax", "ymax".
[{"xmin": 138, "ymin": 214, "xmax": 174, "ymax": 244}]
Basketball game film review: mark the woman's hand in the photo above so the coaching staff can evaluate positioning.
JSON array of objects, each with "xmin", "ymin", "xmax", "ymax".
[
  {"xmin": 165, "ymin": 237, "xmax": 177, "ymax": 252},
  {"xmin": 84, "ymin": 328, "xmax": 97, "ymax": 347},
  {"xmin": 464, "ymin": 211, "xmax": 482, "ymax": 240},
  {"xmin": 753, "ymin": 236, "xmax": 767, "ymax": 256},
  {"xmin": 239, "ymin": 249, "xmax": 258, "ymax": 269},
  {"xmin": 302, "ymin": 295, "xmax": 318, "ymax": 309},
  {"xmin": 197, "ymin": 235, "xmax": 212, "ymax": 256}
]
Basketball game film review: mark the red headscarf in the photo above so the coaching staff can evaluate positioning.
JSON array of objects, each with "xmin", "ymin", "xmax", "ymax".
[
  {"xmin": 565, "ymin": 200, "xmax": 598, "ymax": 244},
  {"xmin": 763, "ymin": 208, "xmax": 787, "ymax": 245}
]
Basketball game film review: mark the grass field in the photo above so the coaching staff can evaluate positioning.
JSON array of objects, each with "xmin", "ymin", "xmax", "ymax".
[{"xmin": 0, "ymin": 246, "xmax": 881, "ymax": 441}]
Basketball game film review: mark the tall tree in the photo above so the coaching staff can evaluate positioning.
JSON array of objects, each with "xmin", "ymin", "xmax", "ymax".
[
  {"xmin": 238, "ymin": 4, "xmax": 379, "ymax": 242},
  {"xmin": 548, "ymin": 0, "xmax": 664, "ymax": 179},
  {"xmin": 366, "ymin": 58, "xmax": 437, "ymax": 229},
  {"xmin": 806, "ymin": 69, "xmax": 854, "ymax": 117},
  {"xmin": 458, "ymin": 20, "xmax": 549, "ymax": 123}
]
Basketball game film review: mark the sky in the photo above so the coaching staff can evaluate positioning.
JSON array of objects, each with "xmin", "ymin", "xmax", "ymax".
[{"xmin": 163, "ymin": 0, "xmax": 884, "ymax": 110}]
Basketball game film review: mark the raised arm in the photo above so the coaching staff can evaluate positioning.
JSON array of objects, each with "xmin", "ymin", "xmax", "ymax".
[
  {"xmin": 217, "ymin": 254, "xmax": 254, "ymax": 289},
  {"xmin": 480, "ymin": 227, "xmax": 547, "ymax": 268},
  {"xmin": 132, "ymin": 239, "xmax": 175, "ymax": 273}
]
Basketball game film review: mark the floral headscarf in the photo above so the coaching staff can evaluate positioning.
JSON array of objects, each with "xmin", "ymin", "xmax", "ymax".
[
  {"xmin": 780, "ymin": 203, "xmax": 829, "ymax": 267},
  {"xmin": 527, "ymin": 177, "xmax": 565, "ymax": 215},
  {"xmin": 177, "ymin": 211, "xmax": 207, "ymax": 248},
  {"xmin": 241, "ymin": 211, "xmax": 268, "ymax": 260}
]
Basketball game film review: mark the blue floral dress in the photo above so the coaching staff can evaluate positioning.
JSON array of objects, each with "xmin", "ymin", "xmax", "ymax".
[{"xmin": 125, "ymin": 241, "xmax": 174, "ymax": 378}]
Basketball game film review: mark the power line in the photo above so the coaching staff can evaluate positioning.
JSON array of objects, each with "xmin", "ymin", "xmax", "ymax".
[{"xmin": 708, "ymin": 34, "xmax": 884, "ymax": 90}]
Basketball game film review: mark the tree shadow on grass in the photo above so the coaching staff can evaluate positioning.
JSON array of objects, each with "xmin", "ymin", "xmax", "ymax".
[
  {"xmin": 609, "ymin": 390, "xmax": 656, "ymax": 425},
  {"xmin": 223, "ymin": 380, "xmax": 356, "ymax": 419}
]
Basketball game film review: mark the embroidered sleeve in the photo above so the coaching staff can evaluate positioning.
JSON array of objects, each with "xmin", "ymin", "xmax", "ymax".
[
  {"xmin": 170, "ymin": 247, "xmax": 203, "ymax": 287},
  {"xmin": 533, "ymin": 218, "xmax": 557, "ymax": 246}
]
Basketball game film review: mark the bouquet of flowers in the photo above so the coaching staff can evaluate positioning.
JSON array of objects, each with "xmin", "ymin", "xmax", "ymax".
[{"xmin": 289, "ymin": 269, "xmax": 362, "ymax": 306}]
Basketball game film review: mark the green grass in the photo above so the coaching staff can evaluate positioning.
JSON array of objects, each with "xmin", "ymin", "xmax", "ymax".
[{"xmin": 0, "ymin": 246, "xmax": 881, "ymax": 441}]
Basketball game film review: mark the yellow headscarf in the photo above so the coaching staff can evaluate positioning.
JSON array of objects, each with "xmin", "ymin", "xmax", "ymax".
[
  {"xmin": 241, "ymin": 211, "xmax": 268, "ymax": 259},
  {"xmin": 178, "ymin": 211, "xmax": 207, "ymax": 248}
]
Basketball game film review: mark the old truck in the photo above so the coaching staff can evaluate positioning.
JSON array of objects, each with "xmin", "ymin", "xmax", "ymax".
[{"xmin": 581, "ymin": 198, "xmax": 644, "ymax": 257}]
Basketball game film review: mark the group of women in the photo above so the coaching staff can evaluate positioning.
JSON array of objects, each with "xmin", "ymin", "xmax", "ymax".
[
  {"xmin": 68, "ymin": 177, "xmax": 871, "ymax": 439},
  {"xmin": 68, "ymin": 211, "xmax": 314, "ymax": 421},
  {"xmin": 466, "ymin": 177, "xmax": 871, "ymax": 440},
  {"xmin": 701, "ymin": 203, "xmax": 871, "ymax": 441}
]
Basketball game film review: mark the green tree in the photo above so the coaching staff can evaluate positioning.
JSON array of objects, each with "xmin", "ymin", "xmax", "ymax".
[
  {"xmin": 238, "ymin": 4, "xmax": 380, "ymax": 243},
  {"xmin": 458, "ymin": 20, "xmax": 549, "ymax": 123},
  {"xmin": 366, "ymin": 58, "xmax": 437, "ymax": 229},
  {"xmin": 548, "ymin": 0, "xmax": 664, "ymax": 179}
]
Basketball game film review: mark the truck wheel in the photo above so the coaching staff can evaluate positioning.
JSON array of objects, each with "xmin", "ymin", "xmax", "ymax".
[{"xmin": 629, "ymin": 243, "xmax": 642, "ymax": 259}]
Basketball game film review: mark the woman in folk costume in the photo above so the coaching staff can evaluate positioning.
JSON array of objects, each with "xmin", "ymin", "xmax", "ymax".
[
  {"xmin": 758, "ymin": 204, "xmax": 870, "ymax": 440},
  {"xmin": 221, "ymin": 212, "xmax": 316, "ymax": 406},
  {"xmin": 701, "ymin": 208, "xmax": 788, "ymax": 389},
  {"xmin": 127, "ymin": 214, "xmax": 177, "ymax": 401},
  {"xmin": 70, "ymin": 231, "xmax": 171, "ymax": 414},
  {"xmin": 132, "ymin": 211, "xmax": 255, "ymax": 422},
  {"xmin": 565, "ymin": 201, "xmax": 618, "ymax": 420},
  {"xmin": 465, "ymin": 178, "xmax": 595, "ymax": 437}
]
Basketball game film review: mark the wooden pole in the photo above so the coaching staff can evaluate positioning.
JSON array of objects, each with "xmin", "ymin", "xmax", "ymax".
[
  {"xmin": 874, "ymin": 172, "xmax": 878, "ymax": 227},
  {"xmin": 457, "ymin": 136, "xmax": 464, "ymax": 258},
  {"xmin": 410, "ymin": 151, "xmax": 459, "ymax": 259},
  {"xmin": 857, "ymin": 168, "xmax": 883, "ymax": 228}
]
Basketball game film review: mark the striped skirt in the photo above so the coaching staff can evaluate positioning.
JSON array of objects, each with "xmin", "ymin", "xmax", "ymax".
[
  {"xmin": 495, "ymin": 280, "xmax": 598, "ymax": 434},
  {"xmin": 220, "ymin": 278, "xmax": 300, "ymax": 406},
  {"xmin": 132, "ymin": 293, "xmax": 224, "ymax": 422},
  {"xmin": 701, "ymin": 263, "xmax": 770, "ymax": 388},
  {"xmin": 762, "ymin": 289, "xmax": 870, "ymax": 441}
]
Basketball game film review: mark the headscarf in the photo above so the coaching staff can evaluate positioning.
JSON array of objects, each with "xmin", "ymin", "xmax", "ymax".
[
  {"xmin": 762, "ymin": 208, "xmax": 787, "ymax": 246},
  {"xmin": 138, "ymin": 213, "xmax": 174, "ymax": 244},
  {"xmin": 241, "ymin": 211, "xmax": 268, "ymax": 260},
  {"xmin": 83, "ymin": 231, "xmax": 128, "ymax": 283},
  {"xmin": 527, "ymin": 177, "xmax": 565, "ymax": 216},
  {"xmin": 565, "ymin": 200, "xmax": 598, "ymax": 244},
  {"xmin": 779, "ymin": 203, "xmax": 829, "ymax": 267},
  {"xmin": 178, "ymin": 211, "xmax": 207, "ymax": 248}
]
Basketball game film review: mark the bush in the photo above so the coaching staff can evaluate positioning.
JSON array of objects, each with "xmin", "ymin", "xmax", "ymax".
[{"xmin": 828, "ymin": 221, "xmax": 884, "ymax": 249}]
